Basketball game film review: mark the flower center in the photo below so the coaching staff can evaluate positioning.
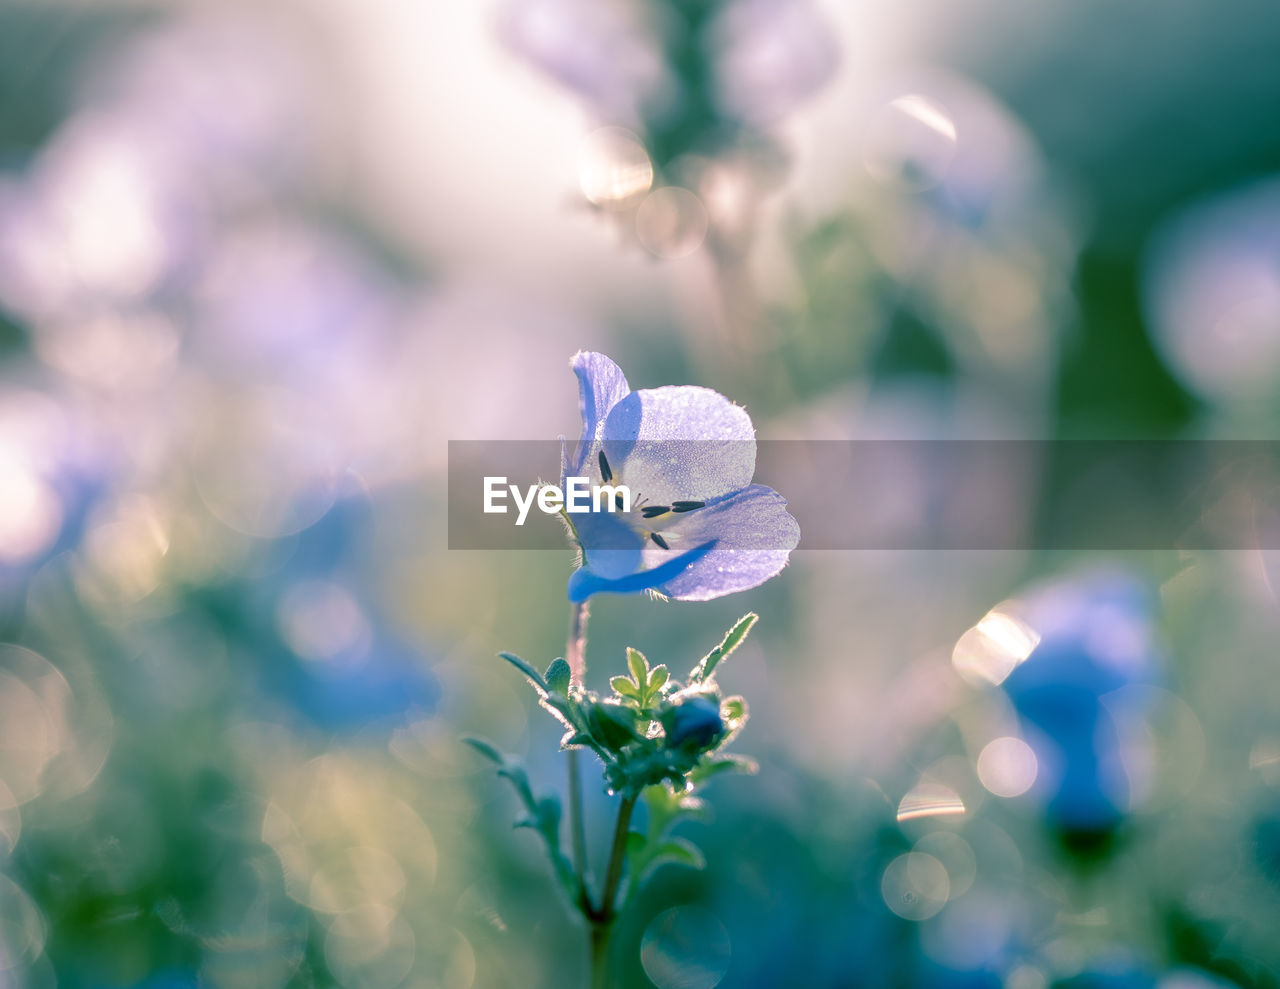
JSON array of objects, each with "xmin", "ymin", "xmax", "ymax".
[{"xmin": 597, "ymin": 451, "xmax": 705, "ymax": 551}]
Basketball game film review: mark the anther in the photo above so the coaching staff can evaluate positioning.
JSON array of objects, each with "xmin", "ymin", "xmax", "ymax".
[
  {"xmin": 671, "ymin": 501, "xmax": 705, "ymax": 513},
  {"xmin": 641, "ymin": 506, "xmax": 670, "ymax": 518},
  {"xmin": 650, "ymin": 532, "xmax": 670, "ymax": 550},
  {"xmin": 598, "ymin": 451, "xmax": 613, "ymax": 483}
]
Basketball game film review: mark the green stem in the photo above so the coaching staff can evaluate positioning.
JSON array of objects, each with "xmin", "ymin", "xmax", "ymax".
[
  {"xmin": 600, "ymin": 792, "xmax": 637, "ymax": 917},
  {"xmin": 589, "ymin": 792, "xmax": 638, "ymax": 988},
  {"xmin": 566, "ymin": 601, "xmax": 590, "ymax": 888},
  {"xmin": 589, "ymin": 922, "xmax": 613, "ymax": 989}
]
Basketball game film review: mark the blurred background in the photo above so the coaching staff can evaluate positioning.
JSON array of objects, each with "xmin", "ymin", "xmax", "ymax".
[{"xmin": 1, "ymin": 0, "xmax": 1280, "ymax": 986}]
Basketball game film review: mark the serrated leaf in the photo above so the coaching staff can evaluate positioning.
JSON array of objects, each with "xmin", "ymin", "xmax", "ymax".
[
  {"xmin": 691, "ymin": 613, "xmax": 758, "ymax": 683},
  {"xmin": 610, "ymin": 676, "xmax": 641, "ymax": 699},
  {"xmin": 461, "ymin": 737, "xmax": 505, "ymax": 766},
  {"xmin": 627, "ymin": 647, "xmax": 649, "ymax": 685},
  {"xmin": 499, "ymin": 651, "xmax": 548, "ymax": 693},
  {"xmin": 544, "ymin": 658, "xmax": 572, "ymax": 696}
]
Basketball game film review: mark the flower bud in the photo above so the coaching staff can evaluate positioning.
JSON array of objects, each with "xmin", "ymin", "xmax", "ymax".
[{"xmin": 662, "ymin": 695, "xmax": 725, "ymax": 751}]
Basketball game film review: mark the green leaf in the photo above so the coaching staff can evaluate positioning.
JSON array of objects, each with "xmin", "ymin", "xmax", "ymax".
[
  {"xmin": 689, "ymin": 754, "xmax": 759, "ymax": 785},
  {"xmin": 647, "ymin": 838, "xmax": 705, "ymax": 872},
  {"xmin": 539, "ymin": 693, "xmax": 582, "ymax": 731},
  {"xmin": 610, "ymin": 676, "xmax": 641, "ymax": 700},
  {"xmin": 462, "ymin": 737, "xmax": 505, "ymax": 765},
  {"xmin": 496, "ymin": 765, "xmax": 536, "ymax": 809},
  {"xmin": 544, "ymin": 658, "xmax": 572, "ymax": 696},
  {"xmin": 536, "ymin": 795, "xmax": 562, "ymax": 835},
  {"xmin": 499, "ymin": 652, "xmax": 548, "ymax": 693},
  {"xmin": 721, "ymin": 696, "xmax": 747, "ymax": 723},
  {"xmin": 627, "ymin": 647, "xmax": 649, "ymax": 685},
  {"xmin": 625, "ymin": 830, "xmax": 646, "ymax": 858},
  {"xmin": 690, "ymin": 613, "xmax": 758, "ymax": 683},
  {"xmin": 647, "ymin": 664, "xmax": 669, "ymax": 696},
  {"xmin": 587, "ymin": 702, "xmax": 643, "ymax": 751}
]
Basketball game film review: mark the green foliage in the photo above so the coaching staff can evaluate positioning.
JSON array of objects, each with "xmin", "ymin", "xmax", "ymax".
[
  {"xmin": 462, "ymin": 737, "xmax": 577, "ymax": 902},
  {"xmin": 690, "ymin": 612, "xmax": 757, "ymax": 684},
  {"xmin": 544, "ymin": 657, "xmax": 572, "ymax": 696},
  {"xmin": 477, "ymin": 614, "xmax": 761, "ymax": 913}
]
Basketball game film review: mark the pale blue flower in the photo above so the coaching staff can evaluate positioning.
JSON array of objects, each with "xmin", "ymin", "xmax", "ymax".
[
  {"xmin": 1002, "ymin": 571, "xmax": 1162, "ymax": 834},
  {"xmin": 562, "ymin": 351, "xmax": 798, "ymax": 602}
]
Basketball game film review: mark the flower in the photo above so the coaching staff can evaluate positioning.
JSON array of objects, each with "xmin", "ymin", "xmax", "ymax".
[
  {"xmin": 999, "ymin": 571, "xmax": 1162, "ymax": 836},
  {"xmin": 562, "ymin": 351, "xmax": 799, "ymax": 602}
]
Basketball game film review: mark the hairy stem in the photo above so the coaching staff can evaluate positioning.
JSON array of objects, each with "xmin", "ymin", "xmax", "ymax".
[{"xmin": 566, "ymin": 601, "xmax": 590, "ymax": 888}]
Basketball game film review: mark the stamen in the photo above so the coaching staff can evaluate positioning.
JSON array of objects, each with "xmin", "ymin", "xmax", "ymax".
[
  {"xmin": 641, "ymin": 506, "xmax": 670, "ymax": 518},
  {"xmin": 598, "ymin": 450, "xmax": 613, "ymax": 483},
  {"xmin": 614, "ymin": 493, "xmax": 626, "ymax": 511},
  {"xmin": 671, "ymin": 501, "xmax": 705, "ymax": 513},
  {"xmin": 650, "ymin": 532, "xmax": 669, "ymax": 550}
]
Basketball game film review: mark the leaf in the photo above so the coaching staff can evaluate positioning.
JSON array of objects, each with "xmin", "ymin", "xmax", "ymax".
[
  {"xmin": 690, "ymin": 613, "xmax": 758, "ymax": 683},
  {"xmin": 539, "ymin": 693, "xmax": 582, "ymax": 731},
  {"xmin": 587, "ymin": 702, "xmax": 643, "ymax": 751},
  {"xmin": 496, "ymin": 765, "xmax": 536, "ymax": 809},
  {"xmin": 689, "ymin": 754, "xmax": 759, "ymax": 786},
  {"xmin": 721, "ymin": 696, "xmax": 747, "ymax": 724},
  {"xmin": 610, "ymin": 676, "xmax": 641, "ymax": 700},
  {"xmin": 462, "ymin": 737, "xmax": 505, "ymax": 765},
  {"xmin": 627, "ymin": 647, "xmax": 649, "ymax": 685},
  {"xmin": 647, "ymin": 665, "xmax": 669, "ymax": 696},
  {"xmin": 499, "ymin": 652, "xmax": 548, "ymax": 693},
  {"xmin": 643, "ymin": 838, "xmax": 705, "ymax": 877},
  {"xmin": 544, "ymin": 658, "xmax": 572, "ymax": 696}
]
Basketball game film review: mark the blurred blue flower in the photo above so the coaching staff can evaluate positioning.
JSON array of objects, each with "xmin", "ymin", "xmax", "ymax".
[
  {"xmin": 562, "ymin": 351, "xmax": 799, "ymax": 602},
  {"xmin": 254, "ymin": 484, "xmax": 438, "ymax": 733},
  {"xmin": 1000, "ymin": 572, "xmax": 1162, "ymax": 835}
]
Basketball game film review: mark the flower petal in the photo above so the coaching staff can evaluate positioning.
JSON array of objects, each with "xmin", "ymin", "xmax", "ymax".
[
  {"xmin": 648, "ymin": 484, "xmax": 800, "ymax": 601},
  {"xmin": 568, "ymin": 539, "xmax": 718, "ymax": 602},
  {"xmin": 601, "ymin": 386, "xmax": 756, "ymax": 504},
  {"xmin": 568, "ymin": 351, "xmax": 630, "ymax": 479},
  {"xmin": 573, "ymin": 507, "xmax": 644, "ymax": 580}
]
